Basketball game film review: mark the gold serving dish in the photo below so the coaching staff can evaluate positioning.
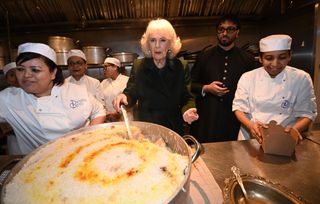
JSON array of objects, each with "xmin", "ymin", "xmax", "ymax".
[{"xmin": 223, "ymin": 174, "xmax": 306, "ymax": 204}]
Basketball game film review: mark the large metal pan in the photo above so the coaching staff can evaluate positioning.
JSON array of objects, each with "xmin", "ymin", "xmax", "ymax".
[
  {"xmin": 112, "ymin": 52, "xmax": 138, "ymax": 63},
  {"xmin": 48, "ymin": 36, "xmax": 78, "ymax": 52},
  {"xmin": 82, "ymin": 46, "xmax": 110, "ymax": 64},
  {"xmin": 1, "ymin": 121, "xmax": 202, "ymax": 204}
]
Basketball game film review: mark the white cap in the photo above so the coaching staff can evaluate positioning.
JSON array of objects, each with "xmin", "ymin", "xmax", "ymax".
[
  {"xmin": 3, "ymin": 62, "xmax": 16, "ymax": 75},
  {"xmin": 104, "ymin": 57, "xmax": 120, "ymax": 67},
  {"xmin": 17, "ymin": 42, "xmax": 57, "ymax": 64},
  {"xmin": 259, "ymin": 34, "xmax": 292, "ymax": 52},
  {"xmin": 67, "ymin": 49, "xmax": 87, "ymax": 61}
]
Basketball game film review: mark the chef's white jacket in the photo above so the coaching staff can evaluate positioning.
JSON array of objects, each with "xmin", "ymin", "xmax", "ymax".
[
  {"xmin": 100, "ymin": 74, "xmax": 129, "ymax": 113},
  {"xmin": 232, "ymin": 66, "xmax": 317, "ymax": 140},
  {"xmin": 0, "ymin": 82, "xmax": 106, "ymax": 154},
  {"xmin": 65, "ymin": 75, "xmax": 103, "ymax": 102}
]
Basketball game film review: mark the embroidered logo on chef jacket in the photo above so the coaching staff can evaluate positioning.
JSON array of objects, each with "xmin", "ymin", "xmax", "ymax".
[
  {"xmin": 69, "ymin": 99, "xmax": 86, "ymax": 109},
  {"xmin": 281, "ymin": 100, "xmax": 290, "ymax": 109}
]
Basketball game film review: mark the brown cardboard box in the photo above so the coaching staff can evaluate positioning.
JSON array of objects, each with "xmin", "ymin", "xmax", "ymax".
[{"xmin": 260, "ymin": 121, "xmax": 300, "ymax": 156}]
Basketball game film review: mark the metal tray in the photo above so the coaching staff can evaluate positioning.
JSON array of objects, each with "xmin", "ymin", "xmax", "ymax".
[{"xmin": 223, "ymin": 174, "xmax": 306, "ymax": 204}]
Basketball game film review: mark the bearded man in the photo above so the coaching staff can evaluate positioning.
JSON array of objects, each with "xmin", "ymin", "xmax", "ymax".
[{"xmin": 190, "ymin": 15, "xmax": 257, "ymax": 142}]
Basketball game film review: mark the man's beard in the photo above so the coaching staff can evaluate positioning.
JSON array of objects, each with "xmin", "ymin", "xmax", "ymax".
[{"xmin": 217, "ymin": 36, "xmax": 235, "ymax": 47}]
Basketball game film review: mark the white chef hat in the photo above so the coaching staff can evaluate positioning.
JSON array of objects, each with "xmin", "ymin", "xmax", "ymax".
[
  {"xmin": 17, "ymin": 42, "xmax": 57, "ymax": 64},
  {"xmin": 259, "ymin": 34, "xmax": 292, "ymax": 52},
  {"xmin": 3, "ymin": 62, "xmax": 16, "ymax": 75},
  {"xmin": 104, "ymin": 57, "xmax": 120, "ymax": 67},
  {"xmin": 67, "ymin": 49, "xmax": 87, "ymax": 61}
]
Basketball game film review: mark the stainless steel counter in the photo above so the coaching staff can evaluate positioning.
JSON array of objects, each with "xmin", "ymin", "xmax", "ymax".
[{"xmin": 201, "ymin": 139, "xmax": 320, "ymax": 203}]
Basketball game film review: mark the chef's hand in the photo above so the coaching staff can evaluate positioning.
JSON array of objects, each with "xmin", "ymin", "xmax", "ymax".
[
  {"xmin": 284, "ymin": 126, "xmax": 303, "ymax": 143},
  {"xmin": 183, "ymin": 108, "xmax": 199, "ymax": 124},
  {"xmin": 113, "ymin": 94, "xmax": 128, "ymax": 112},
  {"xmin": 203, "ymin": 81, "xmax": 229, "ymax": 97},
  {"xmin": 249, "ymin": 121, "xmax": 268, "ymax": 144}
]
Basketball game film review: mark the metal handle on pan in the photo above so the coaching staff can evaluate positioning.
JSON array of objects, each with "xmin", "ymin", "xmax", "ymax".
[
  {"xmin": 182, "ymin": 135, "xmax": 203, "ymax": 163},
  {"xmin": 0, "ymin": 158, "xmax": 21, "ymax": 185}
]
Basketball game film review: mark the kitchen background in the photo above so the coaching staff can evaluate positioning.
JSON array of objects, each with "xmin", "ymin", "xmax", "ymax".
[{"xmin": 0, "ymin": 0, "xmax": 319, "ymax": 124}]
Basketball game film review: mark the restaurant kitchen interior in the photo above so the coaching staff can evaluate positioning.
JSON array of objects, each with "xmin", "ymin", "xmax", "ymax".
[{"xmin": 0, "ymin": 0, "xmax": 320, "ymax": 126}]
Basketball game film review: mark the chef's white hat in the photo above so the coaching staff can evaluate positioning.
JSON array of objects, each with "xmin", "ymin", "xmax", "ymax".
[
  {"xmin": 259, "ymin": 34, "xmax": 292, "ymax": 52},
  {"xmin": 67, "ymin": 49, "xmax": 87, "ymax": 61},
  {"xmin": 104, "ymin": 57, "xmax": 120, "ymax": 67},
  {"xmin": 3, "ymin": 62, "xmax": 16, "ymax": 75},
  {"xmin": 17, "ymin": 42, "xmax": 57, "ymax": 64}
]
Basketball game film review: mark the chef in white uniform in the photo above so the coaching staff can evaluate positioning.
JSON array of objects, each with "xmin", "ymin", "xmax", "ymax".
[
  {"xmin": 1, "ymin": 62, "xmax": 19, "ymax": 154},
  {"xmin": 3, "ymin": 62, "xmax": 19, "ymax": 87},
  {"xmin": 100, "ymin": 57, "xmax": 129, "ymax": 121},
  {"xmin": 0, "ymin": 43, "xmax": 106, "ymax": 155},
  {"xmin": 232, "ymin": 34, "xmax": 317, "ymax": 143},
  {"xmin": 65, "ymin": 49, "xmax": 102, "ymax": 101}
]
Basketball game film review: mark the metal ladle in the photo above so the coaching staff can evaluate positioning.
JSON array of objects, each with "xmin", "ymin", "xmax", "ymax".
[
  {"xmin": 231, "ymin": 166, "xmax": 248, "ymax": 200},
  {"xmin": 120, "ymin": 105, "xmax": 132, "ymax": 139}
]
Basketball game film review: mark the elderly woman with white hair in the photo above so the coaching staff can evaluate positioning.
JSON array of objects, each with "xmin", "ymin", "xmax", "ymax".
[
  {"xmin": 232, "ymin": 34, "xmax": 317, "ymax": 143},
  {"xmin": 0, "ymin": 43, "xmax": 106, "ymax": 155},
  {"xmin": 113, "ymin": 18, "xmax": 198, "ymax": 135}
]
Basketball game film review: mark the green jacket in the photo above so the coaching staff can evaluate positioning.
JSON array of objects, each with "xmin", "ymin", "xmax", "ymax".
[{"xmin": 123, "ymin": 57, "xmax": 195, "ymax": 135}]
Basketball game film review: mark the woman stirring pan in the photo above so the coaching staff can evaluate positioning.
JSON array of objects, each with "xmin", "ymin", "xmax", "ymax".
[
  {"xmin": 232, "ymin": 34, "xmax": 317, "ymax": 143},
  {"xmin": 113, "ymin": 18, "xmax": 198, "ymax": 135},
  {"xmin": 0, "ymin": 43, "xmax": 106, "ymax": 155}
]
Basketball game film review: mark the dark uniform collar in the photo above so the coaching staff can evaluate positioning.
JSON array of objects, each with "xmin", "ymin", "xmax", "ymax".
[
  {"xmin": 217, "ymin": 45, "xmax": 236, "ymax": 54},
  {"xmin": 144, "ymin": 57, "xmax": 176, "ymax": 70}
]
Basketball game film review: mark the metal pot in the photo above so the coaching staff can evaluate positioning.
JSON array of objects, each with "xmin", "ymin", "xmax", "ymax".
[
  {"xmin": 1, "ymin": 121, "xmax": 201, "ymax": 203},
  {"xmin": 112, "ymin": 52, "xmax": 138, "ymax": 63},
  {"xmin": 55, "ymin": 51, "xmax": 69, "ymax": 66},
  {"xmin": 48, "ymin": 36, "xmax": 78, "ymax": 52},
  {"xmin": 82, "ymin": 46, "xmax": 109, "ymax": 64}
]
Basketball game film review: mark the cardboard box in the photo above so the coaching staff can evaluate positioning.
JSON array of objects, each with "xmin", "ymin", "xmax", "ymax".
[{"xmin": 260, "ymin": 121, "xmax": 300, "ymax": 156}]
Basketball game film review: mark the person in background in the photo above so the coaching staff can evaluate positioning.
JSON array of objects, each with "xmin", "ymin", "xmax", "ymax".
[
  {"xmin": 100, "ymin": 57, "xmax": 129, "ymax": 122},
  {"xmin": 190, "ymin": 15, "xmax": 256, "ymax": 143},
  {"xmin": 113, "ymin": 18, "xmax": 199, "ymax": 135},
  {"xmin": 1, "ymin": 62, "xmax": 19, "ymax": 154},
  {"xmin": 3, "ymin": 62, "xmax": 19, "ymax": 87},
  {"xmin": 65, "ymin": 49, "xmax": 102, "ymax": 101},
  {"xmin": 232, "ymin": 34, "xmax": 317, "ymax": 143},
  {"xmin": 0, "ymin": 43, "xmax": 106, "ymax": 155}
]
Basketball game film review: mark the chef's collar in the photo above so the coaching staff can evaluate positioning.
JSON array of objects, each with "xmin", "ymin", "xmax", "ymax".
[{"xmin": 262, "ymin": 66, "xmax": 287, "ymax": 80}]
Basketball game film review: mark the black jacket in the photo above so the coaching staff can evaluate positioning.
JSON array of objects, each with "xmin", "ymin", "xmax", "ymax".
[{"xmin": 123, "ymin": 58, "xmax": 195, "ymax": 135}]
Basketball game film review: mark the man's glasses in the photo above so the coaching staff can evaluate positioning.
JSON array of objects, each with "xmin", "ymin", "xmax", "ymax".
[
  {"xmin": 68, "ymin": 61, "xmax": 85, "ymax": 66},
  {"xmin": 217, "ymin": 26, "xmax": 238, "ymax": 34}
]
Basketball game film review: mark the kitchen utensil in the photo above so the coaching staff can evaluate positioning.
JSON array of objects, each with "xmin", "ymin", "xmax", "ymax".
[
  {"xmin": 112, "ymin": 52, "xmax": 138, "ymax": 63},
  {"xmin": 223, "ymin": 173, "xmax": 305, "ymax": 204},
  {"xmin": 231, "ymin": 166, "xmax": 248, "ymax": 200},
  {"xmin": 48, "ymin": 36, "xmax": 78, "ymax": 52},
  {"xmin": 1, "ymin": 122, "xmax": 201, "ymax": 204},
  {"xmin": 82, "ymin": 46, "xmax": 110, "ymax": 64},
  {"xmin": 120, "ymin": 105, "xmax": 132, "ymax": 139},
  {"xmin": 55, "ymin": 51, "xmax": 69, "ymax": 66}
]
